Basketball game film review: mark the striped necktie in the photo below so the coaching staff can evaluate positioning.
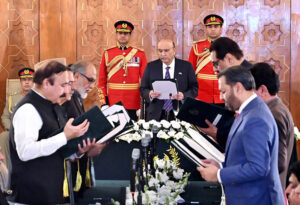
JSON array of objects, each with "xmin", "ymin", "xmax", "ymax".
[{"xmin": 162, "ymin": 66, "xmax": 173, "ymax": 112}]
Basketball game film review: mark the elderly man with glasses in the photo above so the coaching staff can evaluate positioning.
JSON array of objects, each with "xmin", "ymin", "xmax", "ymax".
[{"xmin": 61, "ymin": 61, "xmax": 107, "ymax": 201}]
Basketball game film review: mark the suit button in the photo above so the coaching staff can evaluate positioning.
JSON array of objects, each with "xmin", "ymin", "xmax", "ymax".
[
  {"xmin": 123, "ymin": 81, "xmax": 126, "ymax": 84},
  {"xmin": 123, "ymin": 74, "xmax": 126, "ymax": 76}
]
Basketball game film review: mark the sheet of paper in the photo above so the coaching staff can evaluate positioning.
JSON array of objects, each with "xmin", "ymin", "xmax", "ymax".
[
  {"xmin": 152, "ymin": 80, "xmax": 177, "ymax": 100},
  {"xmin": 171, "ymin": 140, "xmax": 205, "ymax": 167},
  {"xmin": 97, "ymin": 113, "xmax": 128, "ymax": 144},
  {"xmin": 187, "ymin": 128, "xmax": 225, "ymax": 163},
  {"xmin": 102, "ymin": 104, "xmax": 131, "ymax": 122}
]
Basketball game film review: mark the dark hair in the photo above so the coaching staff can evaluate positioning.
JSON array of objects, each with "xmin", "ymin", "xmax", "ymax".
[
  {"xmin": 210, "ymin": 37, "xmax": 243, "ymax": 60},
  {"xmin": 250, "ymin": 62, "xmax": 280, "ymax": 95},
  {"xmin": 290, "ymin": 161, "xmax": 300, "ymax": 182},
  {"xmin": 34, "ymin": 61, "xmax": 67, "ymax": 85},
  {"xmin": 217, "ymin": 65, "xmax": 255, "ymax": 91}
]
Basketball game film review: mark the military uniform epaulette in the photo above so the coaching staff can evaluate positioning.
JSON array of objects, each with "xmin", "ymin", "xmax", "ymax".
[
  {"xmin": 131, "ymin": 45, "xmax": 144, "ymax": 51},
  {"xmin": 105, "ymin": 46, "xmax": 118, "ymax": 51},
  {"xmin": 192, "ymin": 38, "xmax": 207, "ymax": 44}
]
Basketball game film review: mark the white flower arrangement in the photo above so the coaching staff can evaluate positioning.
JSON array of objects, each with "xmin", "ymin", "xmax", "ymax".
[
  {"xmin": 123, "ymin": 154, "xmax": 190, "ymax": 205},
  {"xmin": 116, "ymin": 120, "xmax": 191, "ymax": 143}
]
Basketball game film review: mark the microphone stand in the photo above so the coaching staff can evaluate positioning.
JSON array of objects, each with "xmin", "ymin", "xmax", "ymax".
[
  {"xmin": 141, "ymin": 137, "xmax": 149, "ymax": 186},
  {"xmin": 175, "ymin": 78, "xmax": 180, "ymax": 121},
  {"xmin": 138, "ymin": 152, "xmax": 145, "ymax": 192},
  {"xmin": 130, "ymin": 149, "xmax": 140, "ymax": 205},
  {"xmin": 136, "ymin": 154, "xmax": 144, "ymax": 205},
  {"xmin": 167, "ymin": 93, "xmax": 172, "ymax": 121},
  {"xmin": 150, "ymin": 125, "xmax": 158, "ymax": 175}
]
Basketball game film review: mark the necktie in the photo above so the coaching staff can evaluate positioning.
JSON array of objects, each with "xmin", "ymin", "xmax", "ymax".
[
  {"xmin": 234, "ymin": 113, "xmax": 239, "ymax": 121},
  {"xmin": 162, "ymin": 66, "xmax": 173, "ymax": 112}
]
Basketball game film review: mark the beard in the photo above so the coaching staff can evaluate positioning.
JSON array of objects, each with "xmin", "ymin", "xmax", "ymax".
[
  {"xmin": 225, "ymin": 90, "xmax": 241, "ymax": 112},
  {"xmin": 78, "ymin": 86, "xmax": 88, "ymax": 99}
]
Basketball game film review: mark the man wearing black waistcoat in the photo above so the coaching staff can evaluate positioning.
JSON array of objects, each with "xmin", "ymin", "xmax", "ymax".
[{"xmin": 9, "ymin": 61, "xmax": 90, "ymax": 205}]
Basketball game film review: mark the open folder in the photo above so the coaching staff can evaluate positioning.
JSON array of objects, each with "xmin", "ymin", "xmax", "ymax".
[
  {"xmin": 171, "ymin": 140, "xmax": 205, "ymax": 168},
  {"xmin": 58, "ymin": 106, "xmax": 114, "ymax": 157},
  {"xmin": 177, "ymin": 97, "xmax": 235, "ymax": 129},
  {"xmin": 171, "ymin": 127, "xmax": 225, "ymax": 167},
  {"xmin": 97, "ymin": 112, "xmax": 130, "ymax": 144}
]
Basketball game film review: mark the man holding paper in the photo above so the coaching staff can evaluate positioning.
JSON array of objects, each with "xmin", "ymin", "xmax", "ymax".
[
  {"xmin": 198, "ymin": 66, "xmax": 284, "ymax": 205},
  {"xmin": 140, "ymin": 39, "xmax": 198, "ymax": 121}
]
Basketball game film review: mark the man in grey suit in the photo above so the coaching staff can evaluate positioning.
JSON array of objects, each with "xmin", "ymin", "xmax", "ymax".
[
  {"xmin": 250, "ymin": 62, "xmax": 294, "ymax": 191},
  {"xmin": 140, "ymin": 39, "xmax": 198, "ymax": 121}
]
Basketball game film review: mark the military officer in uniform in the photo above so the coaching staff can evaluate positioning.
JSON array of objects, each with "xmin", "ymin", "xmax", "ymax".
[
  {"xmin": 0, "ymin": 67, "xmax": 34, "ymax": 166},
  {"xmin": 188, "ymin": 14, "xmax": 224, "ymax": 105},
  {"xmin": 98, "ymin": 20, "xmax": 147, "ymax": 121}
]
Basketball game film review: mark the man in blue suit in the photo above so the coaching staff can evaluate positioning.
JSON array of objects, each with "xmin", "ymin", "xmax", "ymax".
[{"xmin": 198, "ymin": 66, "xmax": 284, "ymax": 204}]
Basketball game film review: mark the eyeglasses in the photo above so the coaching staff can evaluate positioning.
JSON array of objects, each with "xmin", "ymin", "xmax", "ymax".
[
  {"xmin": 78, "ymin": 72, "xmax": 96, "ymax": 83},
  {"xmin": 212, "ymin": 60, "xmax": 220, "ymax": 68}
]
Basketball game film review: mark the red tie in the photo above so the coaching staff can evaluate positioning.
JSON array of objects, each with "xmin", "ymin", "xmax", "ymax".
[{"xmin": 234, "ymin": 113, "xmax": 239, "ymax": 121}]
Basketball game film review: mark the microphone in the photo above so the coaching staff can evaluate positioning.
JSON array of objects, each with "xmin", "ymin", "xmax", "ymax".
[
  {"xmin": 152, "ymin": 125, "xmax": 158, "ymax": 151},
  {"xmin": 130, "ymin": 148, "xmax": 140, "ymax": 196},
  {"xmin": 175, "ymin": 78, "xmax": 180, "ymax": 113},
  {"xmin": 141, "ymin": 135, "xmax": 150, "ymax": 181},
  {"xmin": 167, "ymin": 93, "xmax": 172, "ymax": 120},
  {"xmin": 150, "ymin": 125, "xmax": 158, "ymax": 175}
]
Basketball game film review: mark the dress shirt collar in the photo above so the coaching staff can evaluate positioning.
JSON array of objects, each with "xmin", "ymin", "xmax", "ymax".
[
  {"xmin": 31, "ymin": 88, "xmax": 46, "ymax": 100},
  {"xmin": 162, "ymin": 58, "xmax": 175, "ymax": 79},
  {"xmin": 117, "ymin": 42, "xmax": 129, "ymax": 50},
  {"xmin": 238, "ymin": 93, "xmax": 257, "ymax": 114}
]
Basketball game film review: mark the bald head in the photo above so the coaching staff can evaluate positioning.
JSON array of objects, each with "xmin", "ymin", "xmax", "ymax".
[{"xmin": 157, "ymin": 39, "xmax": 176, "ymax": 65}]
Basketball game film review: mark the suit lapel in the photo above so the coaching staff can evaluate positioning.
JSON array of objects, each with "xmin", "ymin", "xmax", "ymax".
[
  {"xmin": 157, "ymin": 60, "xmax": 163, "ymax": 79},
  {"xmin": 225, "ymin": 97, "xmax": 259, "ymax": 157},
  {"xmin": 225, "ymin": 115, "xmax": 243, "ymax": 155},
  {"xmin": 73, "ymin": 93, "xmax": 84, "ymax": 114},
  {"xmin": 174, "ymin": 58, "xmax": 179, "ymax": 80}
]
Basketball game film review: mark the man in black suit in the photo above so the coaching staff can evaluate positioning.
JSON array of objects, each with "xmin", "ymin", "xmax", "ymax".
[
  {"xmin": 62, "ymin": 61, "xmax": 107, "ymax": 201},
  {"xmin": 199, "ymin": 37, "xmax": 253, "ymax": 148},
  {"xmin": 140, "ymin": 39, "xmax": 198, "ymax": 121}
]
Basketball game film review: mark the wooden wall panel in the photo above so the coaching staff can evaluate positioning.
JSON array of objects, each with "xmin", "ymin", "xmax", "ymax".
[
  {"xmin": 77, "ymin": 0, "xmax": 184, "ymax": 108},
  {"xmin": 184, "ymin": 0, "xmax": 291, "ymax": 107},
  {"xmin": 0, "ymin": 0, "xmax": 39, "ymax": 131},
  {"xmin": 291, "ymin": 0, "xmax": 300, "ymax": 129},
  {"xmin": 76, "ymin": 0, "xmax": 183, "ymax": 68},
  {"xmin": 40, "ymin": 0, "xmax": 77, "ymax": 64}
]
